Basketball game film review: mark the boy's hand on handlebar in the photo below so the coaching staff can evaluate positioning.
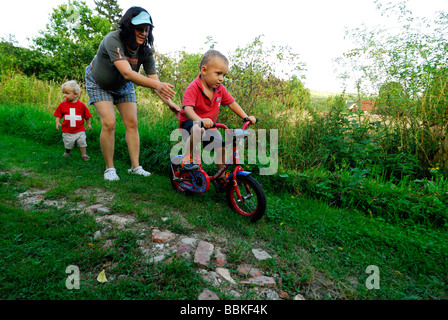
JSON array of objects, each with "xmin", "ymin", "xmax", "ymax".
[
  {"xmin": 201, "ymin": 118, "xmax": 214, "ymax": 129},
  {"xmin": 243, "ymin": 116, "xmax": 257, "ymax": 124},
  {"xmin": 248, "ymin": 116, "xmax": 257, "ymax": 124}
]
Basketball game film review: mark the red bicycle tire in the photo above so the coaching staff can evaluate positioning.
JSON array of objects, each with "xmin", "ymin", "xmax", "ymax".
[{"xmin": 226, "ymin": 175, "xmax": 266, "ymax": 222}]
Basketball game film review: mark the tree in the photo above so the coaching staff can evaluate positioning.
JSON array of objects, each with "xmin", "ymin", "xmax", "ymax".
[
  {"xmin": 338, "ymin": 0, "xmax": 448, "ymax": 171},
  {"xmin": 94, "ymin": 0, "xmax": 122, "ymax": 28},
  {"xmin": 225, "ymin": 35, "xmax": 307, "ymax": 117},
  {"xmin": 339, "ymin": 0, "xmax": 448, "ymax": 97},
  {"xmin": 377, "ymin": 81, "xmax": 408, "ymax": 117},
  {"xmin": 32, "ymin": 0, "xmax": 113, "ymax": 81},
  {"xmin": 422, "ymin": 67, "xmax": 448, "ymax": 126}
]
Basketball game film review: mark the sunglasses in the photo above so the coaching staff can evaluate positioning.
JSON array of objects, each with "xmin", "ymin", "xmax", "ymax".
[{"xmin": 134, "ymin": 25, "xmax": 151, "ymax": 34}]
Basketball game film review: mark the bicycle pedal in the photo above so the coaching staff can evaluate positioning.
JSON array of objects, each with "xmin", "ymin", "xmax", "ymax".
[{"xmin": 212, "ymin": 181, "xmax": 227, "ymax": 193}]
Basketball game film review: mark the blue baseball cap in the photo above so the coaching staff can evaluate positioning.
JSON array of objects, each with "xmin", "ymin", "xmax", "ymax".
[{"xmin": 131, "ymin": 11, "xmax": 154, "ymax": 27}]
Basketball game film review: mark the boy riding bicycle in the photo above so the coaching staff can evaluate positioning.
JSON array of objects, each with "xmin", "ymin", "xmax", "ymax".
[{"xmin": 179, "ymin": 50, "xmax": 257, "ymax": 188}]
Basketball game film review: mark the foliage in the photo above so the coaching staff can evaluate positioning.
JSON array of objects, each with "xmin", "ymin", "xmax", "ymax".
[
  {"xmin": 30, "ymin": 0, "xmax": 113, "ymax": 81},
  {"xmin": 0, "ymin": 39, "xmax": 54, "ymax": 80},
  {"xmin": 0, "ymin": 71, "xmax": 89, "ymax": 110},
  {"xmin": 337, "ymin": 0, "xmax": 448, "ymax": 173},
  {"xmin": 224, "ymin": 36, "xmax": 309, "ymax": 124},
  {"xmin": 0, "ymin": 40, "xmax": 20, "ymax": 74},
  {"xmin": 377, "ymin": 81, "xmax": 408, "ymax": 117},
  {"xmin": 153, "ymin": 50, "xmax": 203, "ymax": 103},
  {"xmin": 94, "ymin": 0, "xmax": 122, "ymax": 27}
]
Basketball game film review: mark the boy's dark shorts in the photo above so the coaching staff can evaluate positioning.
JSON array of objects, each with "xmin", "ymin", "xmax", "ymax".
[{"xmin": 181, "ymin": 120, "xmax": 226, "ymax": 149}]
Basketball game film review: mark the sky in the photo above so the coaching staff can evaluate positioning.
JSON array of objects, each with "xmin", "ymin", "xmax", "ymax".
[{"xmin": 0, "ymin": 0, "xmax": 446, "ymax": 92}]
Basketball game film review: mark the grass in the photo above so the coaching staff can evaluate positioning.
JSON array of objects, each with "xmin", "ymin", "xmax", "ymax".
[{"xmin": 1, "ymin": 131, "xmax": 447, "ymax": 300}]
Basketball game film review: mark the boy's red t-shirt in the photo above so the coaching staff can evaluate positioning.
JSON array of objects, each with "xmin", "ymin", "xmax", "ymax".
[
  {"xmin": 179, "ymin": 74, "xmax": 235, "ymax": 127},
  {"xmin": 53, "ymin": 100, "xmax": 92, "ymax": 133}
]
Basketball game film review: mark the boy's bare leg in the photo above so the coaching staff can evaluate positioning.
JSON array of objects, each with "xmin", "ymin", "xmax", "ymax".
[
  {"xmin": 217, "ymin": 146, "xmax": 226, "ymax": 178},
  {"xmin": 185, "ymin": 124, "xmax": 203, "ymax": 160},
  {"xmin": 64, "ymin": 148, "xmax": 71, "ymax": 157},
  {"xmin": 80, "ymin": 147, "xmax": 90, "ymax": 160},
  {"xmin": 181, "ymin": 124, "xmax": 203, "ymax": 170}
]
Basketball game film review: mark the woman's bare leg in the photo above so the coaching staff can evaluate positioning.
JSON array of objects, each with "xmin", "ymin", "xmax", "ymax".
[
  {"xmin": 117, "ymin": 102, "xmax": 140, "ymax": 169},
  {"xmin": 94, "ymin": 101, "xmax": 116, "ymax": 169}
]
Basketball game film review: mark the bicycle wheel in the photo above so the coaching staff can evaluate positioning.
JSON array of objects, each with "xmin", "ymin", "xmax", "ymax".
[
  {"xmin": 169, "ymin": 162, "xmax": 192, "ymax": 195},
  {"xmin": 226, "ymin": 175, "xmax": 266, "ymax": 222}
]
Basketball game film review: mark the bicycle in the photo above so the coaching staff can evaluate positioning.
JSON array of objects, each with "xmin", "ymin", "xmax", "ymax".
[{"xmin": 169, "ymin": 120, "xmax": 267, "ymax": 222}]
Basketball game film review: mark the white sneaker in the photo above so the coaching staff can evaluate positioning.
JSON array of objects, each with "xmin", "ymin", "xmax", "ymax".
[
  {"xmin": 128, "ymin": 166, "xmax": 151, "ymax": 177},
  {"xmin": 104, "ymin": 168, "xmax": 120, "ymax": 181}
]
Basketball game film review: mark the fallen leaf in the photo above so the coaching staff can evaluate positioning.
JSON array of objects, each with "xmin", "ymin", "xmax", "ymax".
[{"xmin": 97, "ymin": 269, "xmax": 107, "ymax": 283}]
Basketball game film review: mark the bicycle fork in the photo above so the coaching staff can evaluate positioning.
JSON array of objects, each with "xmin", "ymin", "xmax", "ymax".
[{"xmin": 232, "ymin": 166, "xmax": 252, "ymax": 204}]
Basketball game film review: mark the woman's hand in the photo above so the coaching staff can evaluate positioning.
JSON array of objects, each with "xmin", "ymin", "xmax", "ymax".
[
  {"xmin": 156, "ymin": 82, "xmax": 175, "ymax": 100},
  {"xmin": 168, "ymin": 102, "xmax": 181, "ymax": 115}
]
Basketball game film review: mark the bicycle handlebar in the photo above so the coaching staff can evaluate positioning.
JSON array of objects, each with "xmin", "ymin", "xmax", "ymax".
[
  {"xmin": 210, "ymin": 118, "xmax": 258, "ymax": 130},
  {"xmin": 198, "ymin": 119, "xmax": 258, "ymax": 130}
]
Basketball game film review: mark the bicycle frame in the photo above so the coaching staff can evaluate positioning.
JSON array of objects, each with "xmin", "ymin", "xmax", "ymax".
[
  {"xmin": 171, "ymin": 121, "xmax": 253, "ymax": 203},
  {"xmin": 212, "ymin": 122, "xmax": 252, "ymax": 202}
]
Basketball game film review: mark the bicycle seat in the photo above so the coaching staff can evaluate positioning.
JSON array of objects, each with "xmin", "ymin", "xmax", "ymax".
[{"xmin": 232, "ymin": 129, "xmax": 250, "ymax": 139}]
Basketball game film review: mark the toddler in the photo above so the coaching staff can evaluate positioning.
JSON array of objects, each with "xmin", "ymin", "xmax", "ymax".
[{"xmin": 54, "ymin": 80, "xmax": 92, "ymax": 160}]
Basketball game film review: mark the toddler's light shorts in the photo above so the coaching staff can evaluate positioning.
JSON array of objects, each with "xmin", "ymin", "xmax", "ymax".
[{"xmin": 62, "ymin": 132, "xmax": 87, "ymax": 149}]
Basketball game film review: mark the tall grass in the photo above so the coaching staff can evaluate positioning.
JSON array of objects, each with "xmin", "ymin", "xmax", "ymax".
[{"xmin": 0, "ymin": 71, "xmax": 90, "ymax": 112}]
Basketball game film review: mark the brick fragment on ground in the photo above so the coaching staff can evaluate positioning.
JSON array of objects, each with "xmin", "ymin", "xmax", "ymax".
[
  {"xmin": 240, "ymin": 276, "xmax": 276, "ymax": 287},
  {"xmin": 176, "ymin": 243, "xmax": 194, "ymax": 259},
  {"xmin": 216, "ymin": 267, "xmax": 236, "ymax": 284},
  {"xmin": 237, "ymin": 264, "xmax": 264, "ymax": 277},
  {"xmin": 251, "ymin": 248, "xmax": 272, "ymax": 260},
  {"xmin": 198, "ymin": 288, "xmax": 220, "ymax": 300},
  {"xmin": 152, "ymin": 229, "xmax": 176, "ymax": 243},
  {"xmin": 194, "ymin": 241, "xmax": 214, "ymax": 266},
  {"xmin": 212, "ymin": 249, "xmax": 227, "ymax": 267}
]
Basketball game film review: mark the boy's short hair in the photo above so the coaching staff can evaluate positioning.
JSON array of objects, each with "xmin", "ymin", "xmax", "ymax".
[
  {"xmin": 62, "ymin": 80, "xmax": 81, "ymax": 96},
  {"xmin": 200, "ymin": 50, "xmax": 229, "ymax": 68}
]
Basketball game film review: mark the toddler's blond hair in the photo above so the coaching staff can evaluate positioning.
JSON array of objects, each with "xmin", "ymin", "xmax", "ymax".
[{"xmin": 62, "ymin": 80, "xmax": 81, "ymax": 96}]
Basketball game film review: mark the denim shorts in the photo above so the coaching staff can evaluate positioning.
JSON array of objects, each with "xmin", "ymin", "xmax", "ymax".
[{"xmin": 85, "ymin": 64, "xmax": 136, "ymax": 105}]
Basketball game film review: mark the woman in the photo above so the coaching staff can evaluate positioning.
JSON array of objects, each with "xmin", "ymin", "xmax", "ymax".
[{"xmin": 85, "ymin": 6, "xmax": 180, "ymax": 181}]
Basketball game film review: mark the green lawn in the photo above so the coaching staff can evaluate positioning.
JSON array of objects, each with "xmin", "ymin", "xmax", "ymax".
[{"xmin": 1, "ymin": 133, "xmax": 447, "ymax": 300}]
